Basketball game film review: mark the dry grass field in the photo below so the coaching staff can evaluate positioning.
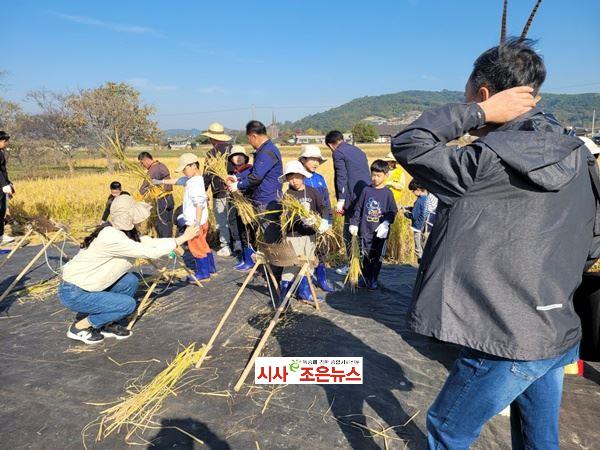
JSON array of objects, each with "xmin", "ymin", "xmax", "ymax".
[{"xmin": 7, "ymin": 144, "xmax": 417, "ymax": 264}]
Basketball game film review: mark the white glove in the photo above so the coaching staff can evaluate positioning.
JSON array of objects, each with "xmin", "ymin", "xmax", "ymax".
[
  {"xmin": 375, "ymin": 221, "xmax": 390, "ymax": 239},
  {"xmin": 2, "ymin": 185, "xmax": 11, "ymax": 194},
  {"xmin": 349, "ymin": 225, "xmax": 358, "ymax": 236},
  {"xmin": 302, "ymin": 216, "xmax": 316, "ymax": 227},
  {"xmin": 317, "ymin": 219, "xmax": 330, "ymax": 234},
  {"xmin": 228, "ymin": 181, "xmax": 239, "ymax": 192},
  {"xmin": 336, "ymin": 199, "xmax": 345, "ymax": 214}
]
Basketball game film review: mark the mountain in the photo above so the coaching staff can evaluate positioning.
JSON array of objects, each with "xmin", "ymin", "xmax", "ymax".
[
  {"xmin": 163, "ymin": 128, "xmax": 203, "ymax": 138},
  {"xmin": 290, "ymin": 90, "xmax": 600, "ymax": 132}
]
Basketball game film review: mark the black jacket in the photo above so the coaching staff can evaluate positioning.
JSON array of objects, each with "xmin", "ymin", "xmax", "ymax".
[
  {"xmin": 0, "ymin": 150, "xmax": 11, "ymax": 188},
  {"xmin": 203, "ymin": 142, "xmax": 232, "ymax": 199},
  {"xmin": 392, "ymin": 103, "xmax": 597, "ymax": 360}
]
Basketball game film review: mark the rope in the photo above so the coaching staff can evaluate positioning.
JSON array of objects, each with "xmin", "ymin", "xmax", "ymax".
[
  {"xmin": 41, "ymin": 230, "xmax": 68, "ymax": 276},
  {"xmin": 137, "ymin": 255, "xmax": 179, "ymax": 296}
]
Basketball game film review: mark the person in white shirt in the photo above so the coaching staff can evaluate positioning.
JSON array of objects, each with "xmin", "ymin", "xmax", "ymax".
[
  {"xmin": 59, "ymin": 194, "xmax": 199, "ymax": 344},
  {"xmin": 154, "ymin": 153, "xmax": 215, "ymax": 283}
]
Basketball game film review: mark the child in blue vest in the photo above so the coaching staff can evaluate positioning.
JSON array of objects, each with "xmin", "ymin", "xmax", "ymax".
[
  {"xmin": 299, "ymin": 144, "xmax": 334, "ymax": 293},
  {"xmin": 349, "ymin": 159, "xmax": 398, "ymax": 290}
]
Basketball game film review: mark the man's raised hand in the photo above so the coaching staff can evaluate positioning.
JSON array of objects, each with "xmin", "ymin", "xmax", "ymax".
[{"xmin": 478, "ymin": 86, "xmax": 538, "ymax": 124}]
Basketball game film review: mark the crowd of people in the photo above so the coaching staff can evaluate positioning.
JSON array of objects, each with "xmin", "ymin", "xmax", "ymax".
[{"xmin": 2, "ymin": 32, "xmax": 600, "ymax": 450}]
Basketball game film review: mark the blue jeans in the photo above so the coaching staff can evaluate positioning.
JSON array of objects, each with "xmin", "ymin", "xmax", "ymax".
[
  {"xmin": 427, "ymin": 344, "xmax": 579, "ymax": 450},
  {"xmin": 59, "ymin": 273, "xmax": 139, "ymax": 328}
]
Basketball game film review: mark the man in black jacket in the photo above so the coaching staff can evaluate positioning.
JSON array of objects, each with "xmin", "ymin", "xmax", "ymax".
[
  {"xmin": 392, "ymin": 39, "xmax": 598, "ymax": 449},
  {"xmin": 0, "ymin": 131, "xmax": 15, "ymax": 244}
]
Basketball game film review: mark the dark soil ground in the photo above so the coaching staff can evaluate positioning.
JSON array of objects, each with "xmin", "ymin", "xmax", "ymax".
[{"xmin": 1, "ymin": 244, "xmax": 599, "ymax": 449}]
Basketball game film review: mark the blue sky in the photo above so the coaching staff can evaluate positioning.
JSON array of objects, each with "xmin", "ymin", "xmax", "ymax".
[{"xmin": 4, "ymin": 0, "xmax": 599, "ymax": 130}]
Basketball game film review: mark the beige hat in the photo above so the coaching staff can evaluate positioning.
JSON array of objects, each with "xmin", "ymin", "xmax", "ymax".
[
  {"xmin": 279, "ymin": 160, "xmax": 313, "ymax": 183},
  {"xmin": 201, "ymin": 122, "xmax": 232, "ymax": 142},
  {"xmin": 299, "ymin": 144, "xmax": 327, "ymax": 162},
  {"xmin": 383, "ymin": 151, "xmax": 396, "ymax": 162},
  {"xmin": 109, "ymin": 194, "xmax": 152, "ymax": 231},
  {"xmin": 229, "ymin": 144, "xmax": 248, "ymax": 158},
  {"xmin": 175, "ymin": 152, "xmax": 200, "ymax": 172},
  {"xmin": 579, "ymin": 136, "xmax": 600, "ymax": 156}
]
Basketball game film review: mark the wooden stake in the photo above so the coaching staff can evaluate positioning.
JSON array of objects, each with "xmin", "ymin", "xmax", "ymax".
[
  {"xmin": 306, "ymin": 273, "xmax": 321, "ymax": 312},
  {"xmin": 194, "ymin": 260, "xmax": 261, "ymax": 369},
  {"xmin": 0, "ymin": 227, "xmax": 34, "ymax": 271},
  {"xmin": 34, "ymin": 230, "xmax": 71, "ymax": 263},
  {"xmin": 234, "ymin": 262, "xmax": 309, "ymax": 392},
  {"xmin": 126, "ymin": 268, "xmax": 168, "ymax": 330},
  {"xmin": 0, "ymin": 230, "xmax": 63, "ymax": 304}
]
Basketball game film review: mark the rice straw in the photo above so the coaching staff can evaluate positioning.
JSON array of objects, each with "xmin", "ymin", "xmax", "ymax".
[{"xmin": 344, "ymin": 234, "xmax": 362, "ymax": 291}]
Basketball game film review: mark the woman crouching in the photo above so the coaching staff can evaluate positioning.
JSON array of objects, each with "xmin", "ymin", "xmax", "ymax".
[{"xmin": 59, "ymin": 194, "xmax": 198, "ymax": 344}]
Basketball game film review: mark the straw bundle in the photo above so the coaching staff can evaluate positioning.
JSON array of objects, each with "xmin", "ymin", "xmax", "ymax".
[
  {"xmin": 279, "ymin": 193, "xmax": 340, "ymax": 249},
  {"xmin": 344, "ymin": 234, "xmax": 362, "ymax": 291},
  {"xmin": 95, "ymin": 343, "xmax": 206, "ymax": 442},
  {"xmin": 203, "ymin": 152, "xmax": 256, "ymax": 225},
  {"xmin": 13, "ymin": 277, "xmax": 60, "ymax": 302}
]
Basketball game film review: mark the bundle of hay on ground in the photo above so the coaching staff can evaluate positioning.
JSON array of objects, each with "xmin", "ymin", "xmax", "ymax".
[
  {"xmin": 345, "ymin": 234, "xmax": 362, "ymax": 291},
  {"xmin": 203, "ymin": 152, "xmax": 257, "ymax": 226}
]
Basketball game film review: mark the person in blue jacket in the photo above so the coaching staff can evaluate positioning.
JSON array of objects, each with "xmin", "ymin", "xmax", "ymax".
[
  {"xmin": 325, "ymin": 131, "xmax": 371, "ymax": 275},
  {"xmin": 403, "ymin": 180, "xmax": 428, "ymax": 263},
  {"xmin": 298, "ymin": 144, "xmax": 334, "ymax": 292},
  {"xmin": 227, "ymin": 120, "xmax": 283, "ymax": 246}
]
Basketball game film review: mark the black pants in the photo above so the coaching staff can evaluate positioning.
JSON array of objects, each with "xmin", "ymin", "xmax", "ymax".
[
  {"xmin": 155, "ymin": 195, "xmax": 174, "ymax": 238},
  {"xmin": 360, "ymin": 237, "xmax": 386, "ymax": 283},
  {"xmin": 227, "ymin": 199, "xmax": 240, "ymax": 244},
  {"xmin": 0, "ymin": 193, "xmax": 6, "ymax": 237}
]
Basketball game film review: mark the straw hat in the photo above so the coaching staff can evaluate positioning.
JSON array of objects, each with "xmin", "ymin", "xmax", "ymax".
[
  {"xmin": 279, "ymin": 160, "xmax": 313, "ymax": 183},
  {"xmin": 175, "ymin": 153, "xmax": 199, "ymax": 172},
  {"xmin": 580, "ymin": 136, "xmax": 600, "ymax": 155},
  {"xmin": 109, "ymin": 195, "xmax": 152, "ymax": 231},
  {"xmin": 383, "ymin": 151, "xmax": 397, "ymax": 162},
  {"xmin": 229, "ymin": 145, "xmax": 248, "ymax": 158},
  {"xmin": 201, "ymin": 122, "xmax": 232, "ymax": 142},
  {"xmin": 299, "ymin": 144, "xmax": 327, "ymax": 162}
]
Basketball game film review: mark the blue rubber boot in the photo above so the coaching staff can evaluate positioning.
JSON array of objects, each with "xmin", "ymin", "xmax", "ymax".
[
  {"xmin": 297, "ymin": 277, "xmax": 323, "ymax": 305},
  {"xmin": 206, "ymin": 252, "xmax": 217, "ymax": 274},
  {"xmin": 194, "ymin": 257, "xmax": 210, "ymax": 281},
  {"xmin": 314, "ymin": 263, "xmax": 334, "ymax": 293},
  {"xmin": 234, "ymin": 247, "xmax": 255, "ymax": 271},
  {"xmin": 277, "ymin": 280, "xmax": 292, "ymax": 307}
]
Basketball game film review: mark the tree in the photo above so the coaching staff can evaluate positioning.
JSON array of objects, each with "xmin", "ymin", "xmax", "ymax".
[
  {"xmin": 24, "ymin": 89, "xmax": 84, "ymax": 174},
  {"xmin": 69, "ymin": 82, "xmax": 159, "ymax": 171},
  {"xmin": 305, "ymin": 127, "xmax": 320, "ymax": 136},
  {"xmin": 351, "ymin": 122, "xmax": 378, "ymax": 143}
]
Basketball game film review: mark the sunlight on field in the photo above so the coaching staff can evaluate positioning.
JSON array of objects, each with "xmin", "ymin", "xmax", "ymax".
[{"xmin": 8, "ymin": 144, "xmax": 417, "ymax": 264}]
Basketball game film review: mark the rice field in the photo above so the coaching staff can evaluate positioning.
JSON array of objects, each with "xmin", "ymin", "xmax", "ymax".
[{"xmin": 7, "ymin": 144, "xmax": 417, "ymax": 264}]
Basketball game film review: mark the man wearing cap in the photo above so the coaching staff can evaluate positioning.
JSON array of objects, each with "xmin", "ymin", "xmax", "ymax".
[
  {"xmin": 201, "ymin": 122, "xmax": 235, "ymax": 257},
  {"xmin": 138, "ymin": 151, "xmax": 174, "ymax": 238},
  {"xmin": 299, "ymin": 144, "xmax": 334, "ymax": 292},
  {"xmin": 0, "ymin": 131, "xmax": 15, "ymax": 244},
  {"xmin": 227, "ymin": 120, "xmax": 282, "ymax": 245},
  {"xmin": 324, "ymin": 130, "xmax": 371, "ymax": 275}
]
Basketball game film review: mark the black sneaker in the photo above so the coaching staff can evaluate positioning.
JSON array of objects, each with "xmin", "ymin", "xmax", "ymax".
[
  {"xmin": 67, "ymin": 323, "xmax": 104, "ymax": 344},
  {"xmin": 101, "ymin": 323, "xmax": 132, "ymax": 340}
]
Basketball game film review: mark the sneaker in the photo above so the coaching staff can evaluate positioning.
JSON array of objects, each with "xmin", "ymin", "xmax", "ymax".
[
  {"xmin": 232, "ymin": 241, "xmax": 242, "ymax": 252},
  {"xmin": 335, "ymin": 264, "xmax": 349, "ymax": 276},
  {"xmin": 67, "ymin": 323, "xmax": 104, "ymax": 344},
  {"xmin": 217, "ymin": 246, "xmax": 232, "ymax": 257},
  {"xmin": 0, "ymin": 235, "xmax": 15, "ymax": 244},
  {"xmin": 367, "ymin": 280, "xmax": 380, "ymax": 291},
  {"xmin": 101, "ymin": 323, "xmax": 132, "ymax": 340}
]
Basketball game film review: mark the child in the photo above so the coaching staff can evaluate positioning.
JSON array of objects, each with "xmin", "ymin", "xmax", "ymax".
[
  {"xmin": 279, "ymin": 160, "xmax": 329, "ymax": 305},
  {"xmin": 228, "ymin": 145, "xmax": 256, "ymax": 271},
  {"xmin": 404, "ymin": 180, "xmax": 428, "ymax": 263},
  {"xmin": 349, "ymin": 159, "xmax": 398, "ymax": 290},
  {"xmin": 299, "ymin": 144, "xmax": 334, "ymax": 292},
  {"xmin": 101, "ymin": 181, "xmax": 130, "ymax": 223},
  {"xmin": 154, "ymin": 153, "xmax": 216, "ymax": 282},
  {"xmin": 383, "ymin": 152, "xmax": 406, "ymax": 204}
]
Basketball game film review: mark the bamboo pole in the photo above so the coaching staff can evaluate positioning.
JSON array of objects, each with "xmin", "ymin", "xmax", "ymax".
[
  {"xmin": 306, "ymin": 272, "xmax": 321, "ymax": 312},
  {"xmin": 126, "ymin": 268, "xmax": 168, "ymax": 330},
  {"xmin": 234, "ymin": 262, "xmax": 309, "ymax": 392},
  {"xmin": 0, "ymin": 230, "xmax": 63, "ymax": 304},
  {"xmin": 34, "ymin": 231, "xmax": 71, "ymax": 263},
  {"xmin": 0, "ymin": 228, "xmax": 34, "ymax": 271},
  {"xmin": 194, "ymin": 260, "xmax": 261, "ymax": 369}
]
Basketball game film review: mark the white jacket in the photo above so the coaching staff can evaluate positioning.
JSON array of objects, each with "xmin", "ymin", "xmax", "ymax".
[{"xmin": 62, "ymin": 227, "xmax": 176, "ymax": 291}]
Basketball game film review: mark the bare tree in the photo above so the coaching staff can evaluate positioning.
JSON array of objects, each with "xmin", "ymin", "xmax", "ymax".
[
  {"xmin": 25, "ymin": 89, "xmax": 83, "ymax": 174},
  {"xmin": 69, "ymin": 82, "xmax": 159, "ymax": 171}
]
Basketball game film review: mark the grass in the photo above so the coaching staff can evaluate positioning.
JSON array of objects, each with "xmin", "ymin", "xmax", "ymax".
[{"xmin": 6, "ymin": 143, "xmax": 417, "ymax": 264}]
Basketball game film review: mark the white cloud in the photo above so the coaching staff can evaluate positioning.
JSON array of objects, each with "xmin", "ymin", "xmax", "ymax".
[
  {"xmin": 50, "ymin": 11, "xmax": 163, "ymax": 36},
  {"xmin": 197, "ymin": 86, "xmax": 227, "ymax": 94},
  {"xmin": 129, "ymin": 78, "xmax": 177, "ymax": 92}
]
